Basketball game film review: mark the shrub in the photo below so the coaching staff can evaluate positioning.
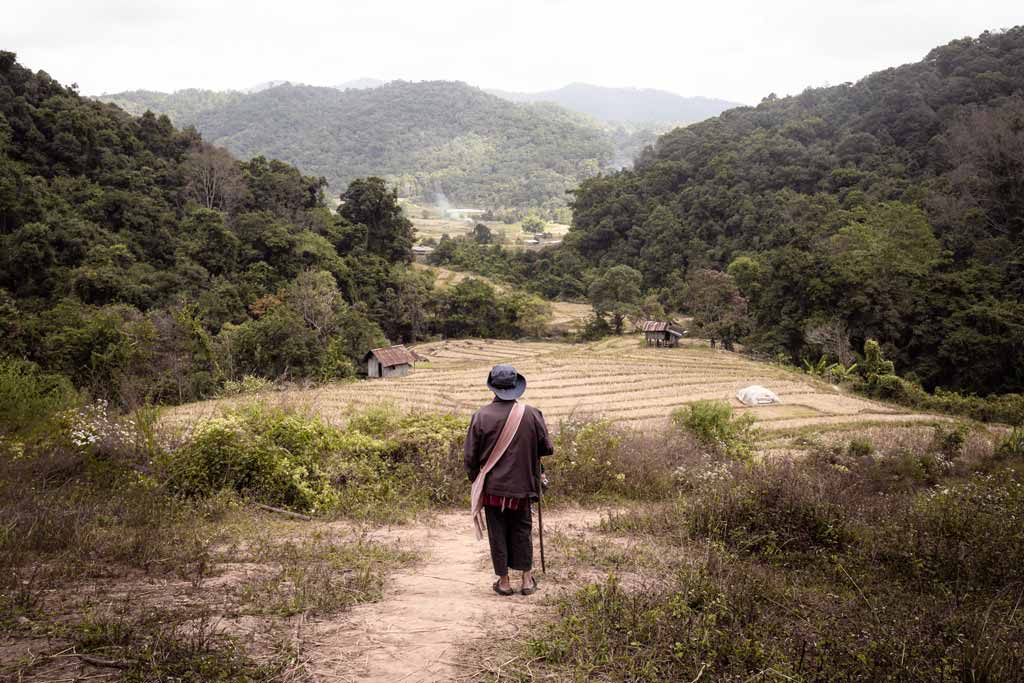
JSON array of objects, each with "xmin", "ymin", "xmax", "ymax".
[
  {"xmin": 672, "ymin": 400, "xmax": 756, "ymax": 460},
  {"xmin": 0, "ymin": 356, "xmax": 78, "ymax": 438},
  {"xmin": 929, "ymin": 422, "xmax": 968, "ymax": 459},
  {"xmin": 995, "ymin": 427, "xmax": 1024, "ymax": 458},
  {"xmin": 548, "ymin": 418, "xmax": 692, "ymax": 502},
  {"xmin": 528, "ymin": 570, "xmax": 774, "ymax": 681},
  {"xmin": 165, "ymin": 404, "xmax": 471, "ymax": 519},
  {"xmin": 551, "ymin": 419, "xmax": 625, "ymax": 498},
  {"xmin": 218, "ymin": 374, "xmax": 271, "ymax": 397},
  {"xmin": 871, "ymin": 473, "xmax": 1024, "ymax": 590},
  {"xmin": 164, "ymin": 407, "xmax": 342, "ymax": 513},
  {"xmin": 847, "ymin": 436, "xmax": 874, "ymax": 457},
  {"xmin": 578, "ymin": 314, "xmax": 612, "ymax": 341},
  {"xmin": 687, "ymin": 460, "xmax": 851, "ymax": 555}
]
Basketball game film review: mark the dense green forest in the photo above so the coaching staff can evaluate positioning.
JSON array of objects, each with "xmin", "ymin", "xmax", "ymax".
[
  {"xmin": 0, "ymin": 53, "xmax": 553, "ymax": 407},
  {"xmin": 517, "ymin": 27, "xmax": 1023, "ymax": 396},
  {"xmin": 488, "ymin": 82, "xmax": 741, "ymax": 126},
  {"xmin": 100, "ymin": 82, "xmax": 618, "ymax": 212}
]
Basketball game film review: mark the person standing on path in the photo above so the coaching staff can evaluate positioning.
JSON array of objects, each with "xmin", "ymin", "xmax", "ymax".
[{"xmin": 465, "ymin": 364, "xmax": 553, "ymax": 596}]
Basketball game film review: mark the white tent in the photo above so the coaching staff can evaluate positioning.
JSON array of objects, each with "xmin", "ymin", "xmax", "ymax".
[{"xmin": 736, "ymin": 385, "xmax": 780, "ymax": 406}]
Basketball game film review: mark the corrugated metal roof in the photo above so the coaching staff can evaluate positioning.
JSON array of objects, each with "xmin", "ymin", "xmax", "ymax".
[
  {"xmin": 642, "ymin": 321, "xmax": 670, "ymax": 332},
  {"xmin": 367, "ymin": 345, "xmax": 417, "ymax": 368}
]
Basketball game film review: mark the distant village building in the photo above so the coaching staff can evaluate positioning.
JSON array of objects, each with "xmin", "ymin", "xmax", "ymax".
[
  {"xmin": 412, "ymin": 245, "xmax": 435, "ymax": 255},
  {"xmin": 364, "ymin": 345, "xmax": 418, "ymax": 378},
  {"xmin": 642, "ymin": 321, "xmax": 684, "ymax": 347}
]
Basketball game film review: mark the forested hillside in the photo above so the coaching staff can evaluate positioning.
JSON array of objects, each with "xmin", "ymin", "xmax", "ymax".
[
  {"xmin": 0, "ymin": 53, "xmax": 554, "ymax": 407},
  {"xmin": 488, "ymin": 82, "xmax": 741, "ymax": 126},
  {"xmin": 558, "ymin": 27, "xmax": 1024, "ymax": 395},
  {"xmin": 100, "ymin": 82, "xmax": 617, "ymax": 211}
]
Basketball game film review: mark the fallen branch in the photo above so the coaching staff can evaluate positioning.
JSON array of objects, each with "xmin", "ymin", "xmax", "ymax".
[
  {"xmin": 77, "ymin": 654, "xmax": 132, "ymax": 669},
  {"xmin": 255, "ymin": 503, "xmax": 312, "ymax": 521}
]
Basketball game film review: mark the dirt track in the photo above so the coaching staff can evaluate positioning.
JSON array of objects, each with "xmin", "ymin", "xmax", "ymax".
[{"xmin": 309, "ymin": 509, "xmax": 604, "ymax": 682}]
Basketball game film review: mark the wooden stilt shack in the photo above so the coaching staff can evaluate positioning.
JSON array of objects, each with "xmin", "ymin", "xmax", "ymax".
[{"xmin": 642, "ymin": 321, "xmax": 684, "ymax": 348}]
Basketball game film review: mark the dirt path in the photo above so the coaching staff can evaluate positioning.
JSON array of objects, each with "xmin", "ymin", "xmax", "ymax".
[{"xmin": 308, "ymin": 508, "xmax": 604, "ymax": 683}]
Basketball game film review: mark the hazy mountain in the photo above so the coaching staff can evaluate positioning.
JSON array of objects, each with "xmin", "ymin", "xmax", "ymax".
[
  {"xmin": 487, "ymin": 82, "xmax": 742, "ymax": 125},
  {"xmin": 243, "ymin": 80, "xmax": 293, "ymax": 93},
  {"xmin": 100, "ymin": 88, "xmax": 246, "ymax": 121},
  {"xmin": 99, "ymin": 81, "xmax": 617, "ymax": 209}
]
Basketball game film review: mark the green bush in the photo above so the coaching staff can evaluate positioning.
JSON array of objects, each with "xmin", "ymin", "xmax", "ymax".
[
  {"xmin": 929, "ymin": 422, "xmax": 968, "ymax": 459},
  {"xmin": 218, "ymin": 375, "xmax": 272, "ymax": 397},
  {"xmin": 0, "ymin": 356, "xmax": 78, "ymax": 438},
  {"xmin": 547, "ymin": 418, "xmax": 691, "ymax": 502},
  {"xmin": 343, "ymin": 403, "xmax": 469, "ymax": 505},
  {"xmin": 165, "ymin": 405, "xmax": 470, "ymax": 519},
  {"xmin": 672, "ymin": 400, "xmax": 756, "ymax": 460},
  {"xmin": 551, "ymin": 419, "xmax": 627, "ymax": 499},
  {"xmin": 164, "ymin": 408, "xmax": 342, "ymax": 513},
  {"xmin": 847, "ymin": 436, "xmax": 874, "ymax": 458},
  {"xmin": 996, "ymin": 427, "xmax": 1024, "ymax": 458},
  {"xmin": 687, "ymin": 460, "xmax": 851, "ymax": 555}
]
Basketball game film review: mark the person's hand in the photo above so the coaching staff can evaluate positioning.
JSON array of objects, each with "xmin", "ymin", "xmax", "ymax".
[{"xmin": 540, "ymin": 472, "xmax": 550, "ymax": 490}]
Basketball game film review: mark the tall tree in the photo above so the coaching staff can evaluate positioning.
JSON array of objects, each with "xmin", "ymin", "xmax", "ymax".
[
  {"xmin": 588, "ymin": 264, "xmax": 642, "ymax": 334},
  {"xmin": 683, "ymin": 269, "xmax": 750, "ymax": 350},
  {"xmin": 339, "ymin": 177, "xmax": 415, "ymax": 263}
]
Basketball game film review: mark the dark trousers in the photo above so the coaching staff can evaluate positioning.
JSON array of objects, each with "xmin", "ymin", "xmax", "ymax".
[{"xmin": 484, "ymin": 504, "xmax": 533, "ymax": 576}]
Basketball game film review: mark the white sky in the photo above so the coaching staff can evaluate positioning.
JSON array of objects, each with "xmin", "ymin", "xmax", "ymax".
[{"xmin": 3, "ymin": 0, "xmax": 1021, "ymax": 104}]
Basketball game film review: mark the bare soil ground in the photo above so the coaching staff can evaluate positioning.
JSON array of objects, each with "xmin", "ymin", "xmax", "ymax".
[
  {"xmin": 309, "ymin": 508, "xmax": 606, "ymax": 683},
  {"xmin": 168, "ymin": 336, "xmax": 940, "ymax": 433}
]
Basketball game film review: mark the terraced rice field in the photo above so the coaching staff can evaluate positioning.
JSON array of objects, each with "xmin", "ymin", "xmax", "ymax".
[{"xmin": 172, "ymin": 337, "xmax": 940, "ymax": 433}]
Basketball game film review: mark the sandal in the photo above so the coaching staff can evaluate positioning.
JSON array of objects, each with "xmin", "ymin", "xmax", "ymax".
[
  {"xmin": 521, "ymin": 577, "xmax": 539, "ymax": 596},
  {"xmin": 493, "ymin": 580, "xmax": 515, "ymax": 596}
]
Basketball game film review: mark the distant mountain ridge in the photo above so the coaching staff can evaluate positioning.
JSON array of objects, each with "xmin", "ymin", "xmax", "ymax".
[
  {"xmin": 99, "ymin": 81, "xmax": 619, "ymax": 209},
  {"xmin": 486, "ymin": 82, "xmax": 742, "ymax": 125}
]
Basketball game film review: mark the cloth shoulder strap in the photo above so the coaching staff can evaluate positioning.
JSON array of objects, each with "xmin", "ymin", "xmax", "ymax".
[{"xmin": 470, "ymin": 401, "xmax": 526, "ymax": 540}]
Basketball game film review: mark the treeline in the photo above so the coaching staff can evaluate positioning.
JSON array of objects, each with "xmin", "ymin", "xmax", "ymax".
[
  {"xmin": 0, "ymin": 53, "xmax": 548, "ymax": 408},
  {"xmin": 100, "ymin": 81, "xmax": 617, "ymax": 211},
  {"xmin": 546, "ymin": 27, "xmax": 1024, "ymax": 396}
]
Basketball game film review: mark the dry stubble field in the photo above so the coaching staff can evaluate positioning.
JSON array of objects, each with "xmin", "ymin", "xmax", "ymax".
[{"xmin": 171, "ymin": 336, "xmax": 940, "ymax": 436}]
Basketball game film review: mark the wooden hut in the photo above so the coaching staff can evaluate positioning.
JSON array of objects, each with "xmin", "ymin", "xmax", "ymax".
[
  {"xmin": 364, "ymin": 345, "xmax": 417, "ymax": 378},
  {"xmin": 642, "ymin": 321, "xmax": 684, "ymax": 348}
]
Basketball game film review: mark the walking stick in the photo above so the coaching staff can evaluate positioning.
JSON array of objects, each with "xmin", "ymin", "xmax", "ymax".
[{"xmin": 537, "ymin": 470, "xmax": 546, "ymax": 573}]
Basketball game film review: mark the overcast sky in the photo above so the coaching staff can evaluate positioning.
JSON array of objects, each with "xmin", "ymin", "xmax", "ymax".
[{"xmin": 3, "ymin": 0, "xmax": 1021, "ymax": 104}]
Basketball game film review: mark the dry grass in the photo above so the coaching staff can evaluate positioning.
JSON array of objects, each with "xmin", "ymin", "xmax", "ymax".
[{"xmin": 165, "ymin": 336, "xmax": 938, "ymax": 434}]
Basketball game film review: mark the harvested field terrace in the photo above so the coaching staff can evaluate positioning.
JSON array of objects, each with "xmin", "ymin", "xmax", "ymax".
[{"xmin": 168, "ymin": 336, "xmax": 940, "ymax": 433}]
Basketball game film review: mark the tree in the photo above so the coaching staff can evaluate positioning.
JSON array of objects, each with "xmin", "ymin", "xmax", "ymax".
[
  {"xmin": 339, "ymin": 177, "xmax": 415, "ymax": 263},
  {"xmin": 803, "ymin": 317, "xmax": 854, "ymax": 366},
  {"xmin": 437, "ymin": 279, "xmax": 501, "ymax": 338},
  {"xmin": 588, "ymin": 264, "xmax": 642, "ymax": 334},
  {"xmin": 473, "ymin": 223, "xmax": 493, "ymax": 244},
  {"xmin": 504, "ymin": 291, "xmax": 553, "ymax": 337},
  {"xmin": 521, "ymin": 214, "xmax": 546, "ymax": 234},
  {"xmin": 182, "ymin": 143, "xmax": 247, "ymax": 212},
  {"xmin": 282, "ymin": 270, "xmax": 344, "ymax": 344},
  {"xmin": 683, "ymin": 269, "xmax": 750, "ymax": 350}
]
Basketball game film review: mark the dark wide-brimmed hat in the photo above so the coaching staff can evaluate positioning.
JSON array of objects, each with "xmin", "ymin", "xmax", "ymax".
[{"xmin": 486, "ymin": 364, "xmax": 527, "ymax": 401}]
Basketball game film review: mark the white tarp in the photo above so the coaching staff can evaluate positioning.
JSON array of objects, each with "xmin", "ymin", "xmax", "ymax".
[{"xmin": 736, "ymin": 385, "xmax": 780, "ymax": 406}]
